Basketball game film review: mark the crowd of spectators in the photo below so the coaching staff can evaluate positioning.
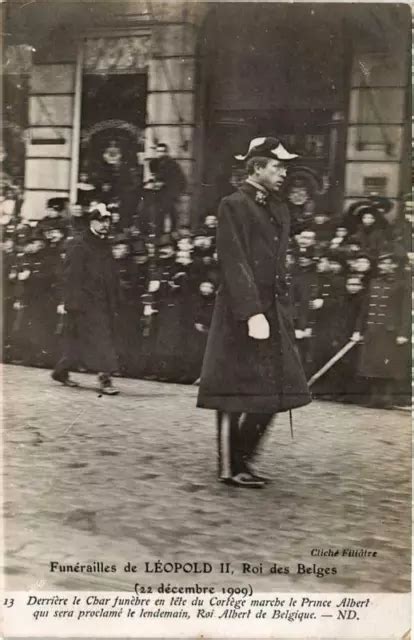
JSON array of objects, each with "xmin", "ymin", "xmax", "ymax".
[{"xmin": 1, "ymin": 188, "xmax": 411, "ymax": 408}]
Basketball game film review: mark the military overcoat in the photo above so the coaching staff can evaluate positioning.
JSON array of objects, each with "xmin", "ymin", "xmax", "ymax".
[
  {"xmin": 357, "ymin": 273, "xmax": 411, "ymax": 380},
  {"xmin": 197, "ymin": 183, "xmax": 311, "ymax": 413},
  {"xmin": 61, "ymin": 230, "xmax": 120, "ymax": 374}
]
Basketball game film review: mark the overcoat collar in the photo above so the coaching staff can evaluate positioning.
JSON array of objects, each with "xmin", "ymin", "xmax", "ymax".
[
  {"xmin": 239, "ymin": 182, "xmax": 286, "ymax": 229},
  {"xmin": 245, "ymin": 177, "xmax": 268, "ymax": 193}
]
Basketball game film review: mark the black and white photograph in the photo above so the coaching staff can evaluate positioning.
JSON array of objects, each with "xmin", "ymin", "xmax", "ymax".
[{"xmin": 2, "ymin": 1, "xmax": 412, "ymax": 637}]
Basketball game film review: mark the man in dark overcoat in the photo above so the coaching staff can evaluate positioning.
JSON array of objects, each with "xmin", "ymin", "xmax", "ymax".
[
  {"xmin": 197, "ymin": 137, "xmax": 311, "ymax": 488},
  {"xmin": 52, "ymin": 203, "xmax": 121, "ymax": 394}
]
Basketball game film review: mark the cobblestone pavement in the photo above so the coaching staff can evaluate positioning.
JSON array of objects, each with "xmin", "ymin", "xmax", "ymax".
[{"xmin": 3, "ymin": 364, "xmax": 411, "ymax": 593}]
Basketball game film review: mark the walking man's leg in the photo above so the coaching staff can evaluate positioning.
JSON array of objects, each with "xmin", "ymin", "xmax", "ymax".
[
  {"xmin": 216, "ymin": 411, "xmax": 241, "ymax": 480},
  {"xmin": 51, "ymin": 313, "xmax": 80, "ymax": 387},
  {"xmin": 238, "ymin": 412, "xmax": 275, "ymax": 479},
  {"xmin": 97, "ymin": 372, "xmax": 120, "ymax": 395},
  {"xmin": 216, "ymin": 411, "xmax": 266, "ymax": 488}
]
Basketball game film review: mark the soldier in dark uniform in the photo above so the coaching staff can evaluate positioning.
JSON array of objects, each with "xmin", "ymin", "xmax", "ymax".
[
  {"xmin": 290, "ymin": 230, "xmax": 318, "ymax": 370},
  {"xmin": 13, "ymin": 229, "xmax": 50, "ymax": 366},
  {"xmin": 151, "ymin": 143, "xmax": 187, "ymax": 232},
  {"xmin": 309, "ymin": 254, "xmax": 346, "ymax": 398},
  {"xmin": 137, "ymin": 171, "xmax": 168, "ymax": 239},
  {"xmin": 178, "ymin": 229, "xmax": 218, "ymax": 381},
  {"xmin": 111, "ymin": 233, "xmax": 134, "ymax": 375},
  {"xmin": 291, "ymin": 231, "xmax": 317, "ymax": 332},
  {"xmin": 194, "ymin": 279, "xmax": 217, "ymax": 335},
  {"xmin": 197, "ymin": 137, "xmax": 311, "ymax": 488},
  {"xmin": 150, "ymin": 233, "xmax": 185, "ymax": 381},
  {"xmin": 354, "ymin": 253, "xmax": 410, "ymax": 408},
  {"xmin": 333, "ymin": 275, "xmax": 368, "ymax": 404},
  {"xmin": 52, "ymin": 203, "xmax": 121, "ymax": 394},
  {"xmin": 129, "ymin": 238, "xmax": 150, "ymax": 377},
  {"xmin": 190, "ymin": 275, "xmax": 218, "ymax": 380},
  {"xmin": 39, "ymin": 221, "xmax": 67, "ymax": 366}
]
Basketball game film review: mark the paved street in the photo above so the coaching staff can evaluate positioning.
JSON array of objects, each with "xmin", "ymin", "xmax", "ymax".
[{"xmin": 3, "ymin": 364, "xmax": 411, "ymax": 593}]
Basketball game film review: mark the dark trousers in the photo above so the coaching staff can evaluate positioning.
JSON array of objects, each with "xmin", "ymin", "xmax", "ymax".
[
  {"xmin": 53, "ymin": 354, "xmax": 72, "ymax": 378},
  {"xmin": 54, "ymin": 354, "xmax": 111, "ymax": 380},
  {"xmin": 216, "ymin": 411, "xmax": 274, "ymax": 479},
  {"xmin": 53, "ymin": 312, "xmax": 115, "ymax": 379}
]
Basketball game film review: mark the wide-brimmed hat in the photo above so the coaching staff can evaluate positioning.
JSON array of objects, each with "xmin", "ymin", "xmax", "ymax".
[
  {"xmin": 346, "ymin": 197, "xmax": 392, "ymax": 219},
  {"xmin": 235, "ymin": 136, "xmax": 298, "ymax": 161}
]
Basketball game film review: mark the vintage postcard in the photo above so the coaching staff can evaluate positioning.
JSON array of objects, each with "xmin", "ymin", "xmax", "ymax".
[{"xmin": 1, "ymin": 0, "xmax": 411, "ymax": 638}]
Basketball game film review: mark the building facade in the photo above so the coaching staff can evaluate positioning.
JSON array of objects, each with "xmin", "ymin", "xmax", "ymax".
[{"xmin": 3, "ymin": 1, "xmax": 411, "ymax": 225}]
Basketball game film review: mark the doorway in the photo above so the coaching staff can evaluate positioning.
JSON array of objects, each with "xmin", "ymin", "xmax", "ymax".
[{"xmin": 78, "ymin": 72, "xmax": 147, "ymax": 227}]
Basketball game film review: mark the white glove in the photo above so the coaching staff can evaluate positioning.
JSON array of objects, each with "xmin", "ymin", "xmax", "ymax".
[
  {"xmin": 148, "ymin": 280, "xmax": 160, "ymax": 293},
  {"xmin": 304, "ymin": 327, "xmax": 312, "ymax": 338},
  {"xmin": 57, "ymin": 304, "xmax": 66, "ymax": 315},
  {"xmin": 13, "ymin": 300, "xmax": 23, "ymax": 310},
  {"xmin": 396, "ymin": 336, "xmax": 408, "ymax": 345},
  {"xmin": 310, "ymin": 298, "xmax": 324, "ymax": 310},
  {"xmin": 351, "ymin": 331, "xmax": 362, "ymax": 342},
  {"xmin": 18, "ymin": 269, "xmax": 30, "ymax": 280},
  {"xmin": 143, "ymin": 304, "xmax": 158, "ymax": 317},
  {"xmin": 248, "ymin": 313, "xmax": 270, "ymax": 340},
  {"xmin": 295, "ymin": 329, "xmax": 305, "ymax": 340}
]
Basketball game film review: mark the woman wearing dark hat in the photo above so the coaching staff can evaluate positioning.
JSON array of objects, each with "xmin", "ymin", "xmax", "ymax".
[
  {"xmin": 52, "ymin": 203, "xmax": 121, "ymax": 394},
  {"xmin": 197, "ymin": 137, "xmax": 311, "ymax": 488},
  {"xmin": 345, "ymin": 200, "xmax": 393, "ymax": 261}
]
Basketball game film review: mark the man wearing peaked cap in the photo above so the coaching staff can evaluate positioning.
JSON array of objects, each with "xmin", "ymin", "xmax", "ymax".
[
  {"xmin": 52, "ymin": 201, "xmax": 122, "ymax": 395},
  {"xmin": 197, "ymin": 135, "xmax": 311, "ymax": 488}
]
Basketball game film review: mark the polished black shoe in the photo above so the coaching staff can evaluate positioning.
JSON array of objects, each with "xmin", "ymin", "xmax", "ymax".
[
  {"xmin": 221, "ymin": 472, "xmax": 265, "ymax": 489},
  {"xmin": 97, "ymin": 374, "xmax": 120, "ymax": 396},
  {"xmin": 99, "ymin": 385, "xmax": 120, "ymax": 396},
  {"xmin": 51, "ymin": 371, "xmax": 80, "ymax": 387}
]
